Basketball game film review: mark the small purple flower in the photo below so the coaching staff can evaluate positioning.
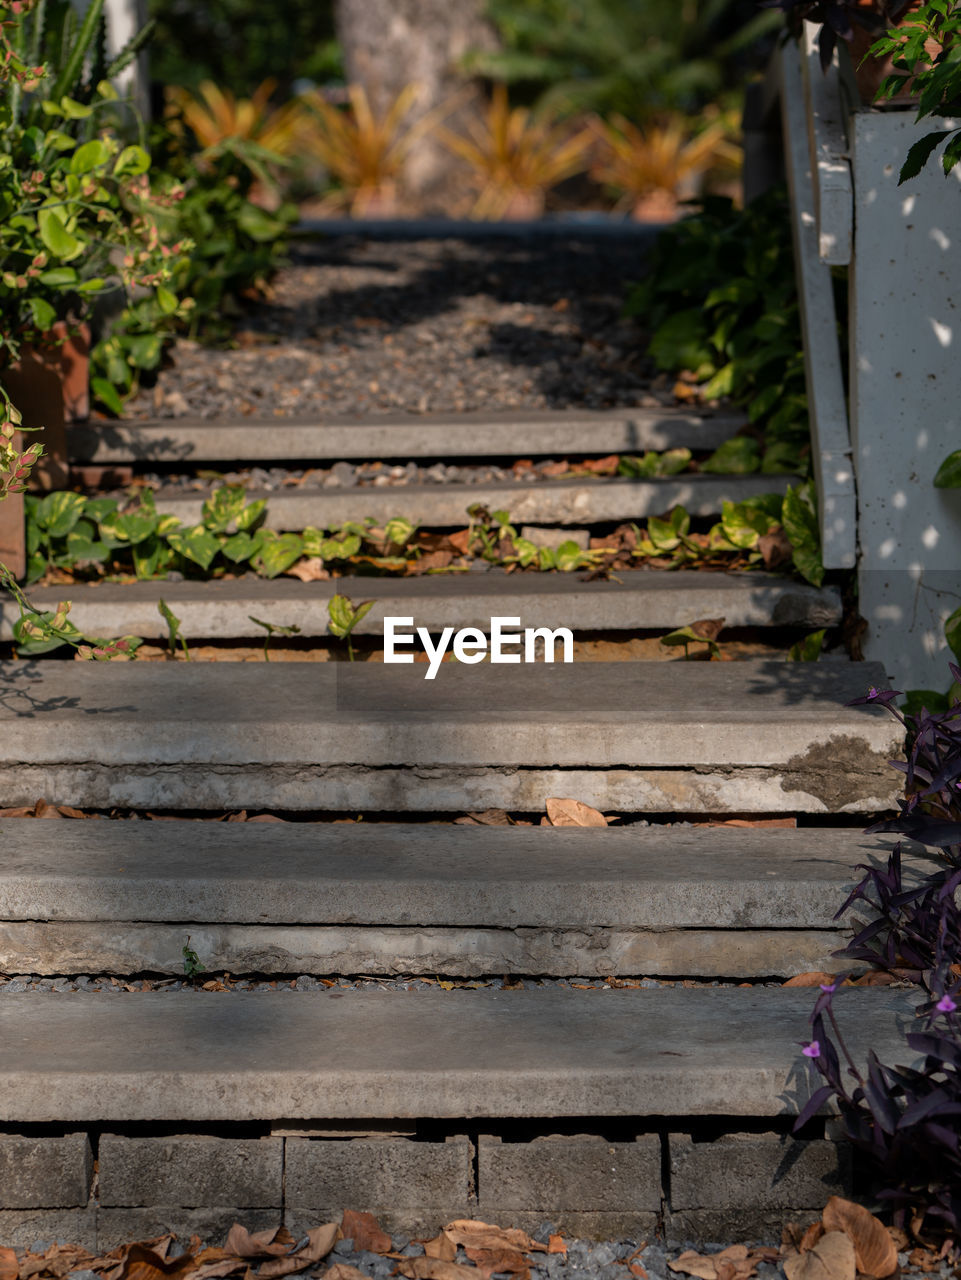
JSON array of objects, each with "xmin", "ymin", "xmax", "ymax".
[
  {"xmin": 867, "ymin": 686, "xmax": 879, "ymax": 700},
  {"xmin": 802, "ymin": 1040, "xmax": 821, "ymax": 1058},
  {"xmin": 819, "ymin": 982, "xmax": 837, "ymax": 993},
  {"xmin": 937, "ymin": 995, "xmax": 957, "ymax": 1013}
]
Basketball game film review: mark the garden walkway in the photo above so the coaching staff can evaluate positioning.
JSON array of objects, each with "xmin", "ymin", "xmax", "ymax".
[{"xmin": 0, "ymin": 224, "xmax": 917, "ymax": 1254}]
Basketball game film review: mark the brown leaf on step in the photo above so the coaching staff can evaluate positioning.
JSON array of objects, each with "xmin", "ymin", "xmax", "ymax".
[
  {"xmin": 113, "ymin": 1242, "xmax": 222, "ymax": 1280},
  {"xmin": 851, "ymin": 971, "xmax": 899, "ymax": 986},
  {"xmin": 411, "ymin": 549, "xmax": 455, "ymax": 573},
  {"xmin": 689, "ymin": 618, "xmax": 726, "ymax": 642},
  {"xmin": 783, "ymin": 972, "xmax": 839, "ymax": 988},
  {"xmin": 255, "ymin": 1225, "xmax": 341, "ymax": 1278},
  {"xmin": 759, "ymin": 527, "xmax": 793, "ymax": 570},
  {"xmin": 226, "ymin": 811, "xmax": 248, "ymax": 823},
  {"xmin": 458, "ymin": 809, "xmax": 515, "ymax": 826},
  {"xmin": 629, "ymin": 1267, "xmax": 648, "ymax": 1280},
  {"xmin": 446, "ymin": 529, "xmax": 471, "ymax": 554},
  {"xmin": 285, "ymin": 557, "xmax": 329, "ymax": 581},
  {"xmin": 423, "ymin": 1234, "xmax": 457, "ymax": 1262},
  {"xmin": 464, "ymin": 1249, "xmax": 531, "ymax": 1280},
  {"xmin": 579, "ymin": 454, "xmax": 620, "ymax": 476},
  {"xmin": 0, "ymin": 1249, "xmax": 16, "ymax": 1280},
  {"xmin": 673, "ymin": 380, "xmax": 697, "ymax": 402},
  {"xmin": 545, "ymin": 797, "xmax": 608, "ymax": 828},
  {"xmin": 246, "ymin": 814, "xmax": 288, "ymax": 823},
  {"xmin": 0, "ymin": 806, "xmax": 36, "ymax": 818},
  {"xmin": 548, "ymin": 1238, "xmax": 566, "ymax": 1257},
  {"xmin": 341, "ymin": 1210, "xmax": 391, "ymax": 1255},
  {"xmin": 56, "ymin": 804, "xmax": 91, "ymax": 818},
  {"xmin": 800, "ymin": 1223, "xmax": 825, "ymax": 1253},
  {"xmin": 822, "ymin": 1197, "xmax": 898, "ymax": 1278},
  {"xmin": 443, "ymin": 1221, "xmax": 546, "ymax": 1254},
  {"xmin": 668, "ymin": 1250, "xmax": 719, "ymax": 1279},
  {"xmin": 669, "ymin": 1245, "xmax": 757, "ymax": 1280},
  {"xmin": 694, "ymin": 817, "xmax": 796, "ymax": 829},
  {"xmin": 782, "ymin": 1232, "xmax": 855, "ymax": 1280},
  {"xmin": 222, "ymin": 1225, "xmax": 294, "ymax": 1259},
  {"xmin": 394, "ymin": 1260, "xmax": 477, "ymax": 1280},
  {"xmin": 324, "ymin": 1267, "xmax": 369, "ymax": 1280},
  {"xmin": 540, "ymin": 461, "xmax": 569, "ymax": 477}
]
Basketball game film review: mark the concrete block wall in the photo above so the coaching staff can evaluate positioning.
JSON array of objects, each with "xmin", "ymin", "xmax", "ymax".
[{"xmin": 0, "ymin": 1128, "xmax": 852, "ymax": 1250}]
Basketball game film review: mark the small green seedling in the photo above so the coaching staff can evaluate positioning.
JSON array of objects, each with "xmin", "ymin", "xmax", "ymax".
[
  {"xmin": 158, "ymin": 598, "xmax": 190, "ymax": 660},
  {"xmin": 788, "ymin": 628, "xmax": 826, "ymax": 662},
  {"xmin": 249, "ymin": 615, "xmax": 302, "ymax": 661},
  {"xmin": 660, "ymin": 622, "xmax": 724, "ymax": 660},
  {"xmin": 182, "ymin": 936, "xmax": 203, "ymax": 979},
  {"xmin": 327, "ymin": 593, "xmax": 374, "ymax": 661}
]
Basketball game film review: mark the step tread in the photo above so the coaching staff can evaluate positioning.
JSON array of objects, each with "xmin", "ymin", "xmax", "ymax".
[
  {"xmin": 153, "ymin": 473, "xmax": 795, "ymax": 530},
  {"xmin": 0, "ymin": 571, "xmax": 843, "ymax": 640},
  {"xmin": 0, "ymin": 987, "xmax": 919, "ymax": 1121},
  {"xmin": 0, "ymin": 660, "xmax": 900, "ymax": 769},
  {"xmin": 0, "ymin": 822, "xmax": 913, "ymax": 927},
  {"xmin": 68, "ymin": 409, "xmax": 743, "ymax": 464}
]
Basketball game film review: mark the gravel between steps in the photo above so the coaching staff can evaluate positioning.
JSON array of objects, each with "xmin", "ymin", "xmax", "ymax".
[{"xmin": 125, "ymin": 233, "xmax": 665, "ymax": 422}]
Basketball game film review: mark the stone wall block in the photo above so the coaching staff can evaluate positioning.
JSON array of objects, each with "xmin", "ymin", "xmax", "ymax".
[{"xmin": 98, "ymin": 1136, "xmax": 282, "ymax": 1208}]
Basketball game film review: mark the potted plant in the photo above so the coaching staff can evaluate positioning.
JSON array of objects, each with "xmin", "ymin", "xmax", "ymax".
[{"xmin": 0, "ymin": 0, "xmax": 178, "ymax": 574}]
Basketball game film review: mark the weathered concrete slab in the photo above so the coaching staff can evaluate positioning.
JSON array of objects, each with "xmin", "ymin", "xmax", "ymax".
[
  {"xmin": 69, "ymin": 409, "xmax": 743, "ymax": 465},
  {"xmin": 0, "ymin": 921, "xmax": 852, "ymax": 978},
  {"xmin": 154, "ymin": 474, "xmax": 795, "ymax": 530},
  {"xmin": 0, "ymin": 823, "xmax": 904, "ymax": 927},
  {"xmin": 0, "ymin": 661, "xmax": 903, "ymax": 812},
  {"xmin": 0, "ymin": 988, "xmax": 920, "ymax": 1121},
  {"xmin": 0, "ymin": 571, "xmax": 843, "ymax": 642},
  {"xmin": 98, "ymin": 1135, "xmax": 282, "ymax": 1207}
]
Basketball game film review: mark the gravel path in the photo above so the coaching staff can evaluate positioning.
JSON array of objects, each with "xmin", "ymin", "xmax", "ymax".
[{"xmin": 127, "ymin": 232, "xmax": 666, "ymax": 422}]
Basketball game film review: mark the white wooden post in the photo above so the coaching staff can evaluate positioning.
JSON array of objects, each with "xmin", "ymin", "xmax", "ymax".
[
  {"xmin": 779, "ymin": 33, "xmax": 961, "ymax": 691},
  {"xmin": 848, "ymin": 112, "xmax": 961, "ymax": 692}
]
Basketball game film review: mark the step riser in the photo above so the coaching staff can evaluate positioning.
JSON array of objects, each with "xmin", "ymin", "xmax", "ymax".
[
  {"xmin": 0, "ymin": 575, "xmax": 843, "ymax": 642},
  {"xmin": 0, "ymin": 763, "xmax": 897, "ymax": 814},
  {"xmin": 0, "ymin": 1126, "xmax": 844, "ymax": 1249},
  {"xmin": 68, "ymin": 410, "xmax": 743, "ymax": 465},
  {"xmin": 155, "ymin": 474, "xmax": 794, "ymax": 531},
  {"xmin": 0, "ymin": 922, "xmax": 850, "ymax": 979}
]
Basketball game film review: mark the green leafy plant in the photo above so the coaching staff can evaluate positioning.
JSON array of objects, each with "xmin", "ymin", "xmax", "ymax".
[
  {"xmin": 182, "ymin": 935, "xmax": 203, "ymax": 979},
  {"xmin": 871, "ymin": 0, "xmax": 961, "ymax": 181},
  {"xmin": 788, "ymin": 628, "xmax": 826, "ymax": 661},
  {"xmin": 250, "ymin": 614, "xmax": 301, "ymax": 660},
  {"xmin": 327, "ymin": 593, "xmax": 374, "ymax": 661},
  {"xmin": 158, "ymin": 597, "xmax": 189, "ymax": 660},
  {"xmin": 617, "ymin": 447, "xmax": 691, "ymax": 478},
  {"xmin": 626, "ymin": 190, "xmax": 823, "ymax": 478},
  {"xmin": 660, "ymin": 620, "xmax": 724, "ymax": 659},
  {"xmin": 468, "ymin": 0, "xmax": 777, "ymax": 122}
]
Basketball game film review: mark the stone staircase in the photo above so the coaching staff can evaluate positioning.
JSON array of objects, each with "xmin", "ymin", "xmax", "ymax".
[{"xmin": 0, "ymin": 267, "xmax": 919, "ymax": 1252}]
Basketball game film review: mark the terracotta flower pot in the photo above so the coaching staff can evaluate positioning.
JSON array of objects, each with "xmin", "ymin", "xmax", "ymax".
[{"xmin": 0, "ymin": 320, "xmax": 91, "ymax": 579}]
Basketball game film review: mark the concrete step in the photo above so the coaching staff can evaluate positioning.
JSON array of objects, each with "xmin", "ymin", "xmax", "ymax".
[
  {"xmin": 0, "ymin": 660, "xmax": 901, "ymax": 813},
  {"xmin": 0, "ymin": 822, "xmax": 916, "ymax": 978},
  {"xmin": 0, "ymin": 986, "xmax": 918, "ymax": 1123},
  {"xmin": 1, "ymin": 571, "xmax": 842, "ymax": 642},
  {"xmin": 153, "ymin": 473, "xmax": 795, "ymax": 532},
  {"xmin": 69, "ymin": 408, "xmax": 744, "ymax": 466}
]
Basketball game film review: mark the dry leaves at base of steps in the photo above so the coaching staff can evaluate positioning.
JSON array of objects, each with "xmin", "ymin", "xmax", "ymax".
[
  {"xmin": 668, "ymin": 1243, "xmax": 780, "ymax": 1280},
  {"xmin": 1, "ymin": 1215, "xmax": 557, "ymax": 1280},
  {"xmin": 779, "ymin": 1197, "xmax": 900, "ymax": 1280}
]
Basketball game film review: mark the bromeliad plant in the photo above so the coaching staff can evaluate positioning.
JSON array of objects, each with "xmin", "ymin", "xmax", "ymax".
[{"xmin": 797, "ymin": 669, "xmax": 961, "ymax": 1244}]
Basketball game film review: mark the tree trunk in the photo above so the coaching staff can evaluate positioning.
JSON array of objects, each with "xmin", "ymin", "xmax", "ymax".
[{"xmin": 335, "ymin": 0, "xmax": 498, "ymax": 204}]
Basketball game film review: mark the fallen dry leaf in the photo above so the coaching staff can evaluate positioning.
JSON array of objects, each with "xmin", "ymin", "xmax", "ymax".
[
  {"xmin": 578, "ymin": 454, "xmax": 620, "ymax": 475},
  {"xmin": 669, "ymin": 1245, "xmax": 753, "ymax": 1280},
  {"xmin": 341, "ymin": 1210, "xmax": 391, "ymax": 1255},
  {"xmin": 423, "ymin": 1235, "xmax": 457, "ymax": 1262},
  {"xmin": 782, "ymin": 1232, "xmax": 855, "ymax": 1280},
  {"xmin": 544, "ymin": 797, "xmax": 608, "ymax": 828},
  {"xmin": 454, "ymin": 809, "xmax": 515, "ymax": 826},
  {"xmin": 0, "ymin": 1249, "xmax": 16, "ymax": 1280},
  {"xmin": 694, "ymin": 817, "xmax": 796, "ymax": 829},
  {"xmin": 783, "ymin": 972, "xmax": 839, "ymax": 988},
  {"xmin": 548, "ymin": 1237, "xmax": 566, "ymax": 1257},
  {"xmin": 464, "ymin": 1249, "xmax": 530, "ymax": 1280},
  {"xmin": 324, "ymin": 1266, "xmax": 369, "ymax": 1280},
  {"xmin": 759, "ymin": 527, "xmax": 793, "ymax": 569},
  {"xmin": 394, "ymin": 1260, "xmax": 477, "ymax": 1280},
  {"xmin": 255, "ymin": 1225, "xmax": 340, "ymax": 1278},
  {"xmin": 285, "ymin": 558, "xmax": 329, "ymax": 581},
  {"xmin": 443, "ymin": 1222, "xmax": 546, "ymax": 1254},
  {"xmin": 822, "ymin": 1197, "xmax": 898, "ymax": 1278},
  {"xmin": 447, "ymin": 529, "xmax": 471, "ymax": 554},
  {"xmin": 222, "ymin": 1225, "xmax": 290, "ymax": 1259},
  {"xmin": 851, "ymin": 971, "xmax": 900, "ymax": 987}
]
